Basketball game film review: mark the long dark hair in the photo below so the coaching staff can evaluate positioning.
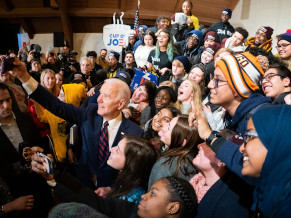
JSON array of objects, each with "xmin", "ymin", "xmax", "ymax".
[
  {"xmin": 162, "ymin": 115, "xmax": 201, "ymax": 177},
  {"xmin": 142, "ymin": 30, "xmax": 157, "ymax": 46},
  {"xmin": 108, "ymin": 135, "xmax": 158, "ymax": 199}
]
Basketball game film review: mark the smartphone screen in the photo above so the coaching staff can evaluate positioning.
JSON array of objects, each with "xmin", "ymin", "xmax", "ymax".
[{"xmin": 23, "ymin": 42, "xmax": 27, "ymax": 48}]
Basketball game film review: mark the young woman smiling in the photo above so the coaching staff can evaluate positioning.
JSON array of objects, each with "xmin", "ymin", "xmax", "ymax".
[
  {"xmin": 175, "ymin": 79, "xmax": 202, "ymax": 115},
  {"xmin": 148, "ymin": 114, "xmax": 201, "ymax": 189}
]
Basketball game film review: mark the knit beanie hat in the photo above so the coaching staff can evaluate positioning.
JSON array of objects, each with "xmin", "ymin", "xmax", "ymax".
[
  {"xmin": 259, "ymin": 26, "xmax": 274, "ymax": 40},
  {"xmin": 203, "ymin": 43, "xmax": 221, "ymax": 56},
  {"xmin": 278, "ymin": 32, "xmax": 291, "ymax": 43},
  {"xmin": 174, "ymin": 56, "xmax": 190, "ymax": 72},
  {"xmin": 108, "ymin": 51, "xmax": 120, "ymax": 61},
  {"xmin": 216, "ymin": 52, "xmax": 264, "ymax": 98},
  {"xmin": 204, "ymin": 31, "xmax": 218, "ymax": 43},
  {"xmin": 222, "ymin": 9, "xmax": 232, "ymax": 18}
]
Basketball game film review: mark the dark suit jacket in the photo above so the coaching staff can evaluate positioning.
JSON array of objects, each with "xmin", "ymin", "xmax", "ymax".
[
  {"xmin": 30, "ymin": 85, "xmax": 143, "ymax": 188},
  {"xmin": 196, "ymin": 171, "xmax": 252, "ymax": 218}
]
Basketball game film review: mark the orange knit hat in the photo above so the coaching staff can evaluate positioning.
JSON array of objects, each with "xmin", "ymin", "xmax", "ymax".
[{"xmin": 216, "ymin": 52, "xmax": 264, "ymax": 98}]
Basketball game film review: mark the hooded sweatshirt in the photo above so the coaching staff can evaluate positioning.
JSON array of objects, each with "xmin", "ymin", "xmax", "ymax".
[
  {"xmin": 133, "ymin": 25, "xmax": 148, "ymax": 52},
  {"xmin": 174, "ymin": 30, "xmax": 203, "ymax": 58},
  {"xmin": 34, "ymin": 84, "xmax": 85, "ymax": 162}
]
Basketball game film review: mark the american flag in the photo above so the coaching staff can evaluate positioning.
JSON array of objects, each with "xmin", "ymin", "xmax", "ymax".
[{"xmin": 133, "ymin": 0, "xmax": 140, "ymax": 30}]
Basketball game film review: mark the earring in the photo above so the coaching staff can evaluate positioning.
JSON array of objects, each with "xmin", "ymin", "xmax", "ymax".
[{"xmin": 168, "ymin": 211, "xmax": 171, "ymax": 214}]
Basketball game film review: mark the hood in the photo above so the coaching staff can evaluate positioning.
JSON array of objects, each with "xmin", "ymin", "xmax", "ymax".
[
  {"xmin": 62, "ymin": 83, "xmax": 85, "ymax": 107},
  {"xmin": 231, "ymin": 92, "xmax": 271, "ymax": 125},
  {"xmin": 137, "ymin": 25, "xmax": 148, "ymax": 40},
  {"xmin": 184, "ymin": 30, "xmax": 203, "ymax": 55}
]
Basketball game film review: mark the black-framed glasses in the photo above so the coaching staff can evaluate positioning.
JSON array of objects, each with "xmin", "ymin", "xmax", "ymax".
[
  {"xmin": 243, "ymin": 132, "xmax": 259, "ymax": 147},
  {"xmin": 261, "ymin": 73, "xmax": 285, "ymax": 83},
  {"xmin": 276, "ymin": 43, "xmax": 291, "ymax": 50},
  {"xmin": 211, "ymin": 77, "xmax": 228, "ymax": 88}
]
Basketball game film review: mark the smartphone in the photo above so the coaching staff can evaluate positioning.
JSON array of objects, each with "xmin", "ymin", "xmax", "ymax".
[
  {"xmin": 22, "ymin": 42, "xmax": 27, "ymax": 48},
  {"xmin": 37, "ymin": 152, "xmax": 54, "ymax": 176},
  {"xmin": 1, "ymin": 57, "xmax": 14, "ymax": 75},
  {"xmin": 48, "ymin": 46, "xmax": 53, "ymax": 51}
]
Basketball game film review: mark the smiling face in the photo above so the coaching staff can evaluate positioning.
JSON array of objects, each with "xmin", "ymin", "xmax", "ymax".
[
  {"xmin": 201, "ymin": 51, "xmax": 214, "ymax": 65},
  {"xmin": 178, "ymin": 80, "xmax": 193, "ymax": 104},
  {"xmin": 43, "ymin": 72, "xmax": 56, "ymax": 92},
  {"xmin": 97, "ymin": 82, "xmax": 124, "ymax": 120},
  {"xmin": 186, "ymin": 36, "xmax": 198, "ymax": 50},
  {"xmin": 241, "ymin": 118, "xmax": 268, "ymax": 177},
  {"xmin": 208, "ymin": 67, "xmax": 235, "ymax": 107},
  {"xmin": 144, "ymin": 34, "xmax": 154, "ymax": 46},
  {"xmin": 157, "ymin": 19, "xmax": 169, "ymax": 30},
  {"xmin": 188, "ymin": 67, "xmax": 204, "ymax": 84},
  {"xmin": 277, "ymin": 39, "xmax": 291, "ymax": 61},
  {"xmin": 137, "ymin": 179, "xmax": 171, "ymax": 218},
  {"xmin": 262, "ymin": 68, "xmax": 290, "ymax": 99},
  {"xmin": 254, "ymin": 29, "xmax": 267, "ymax": 45},
  {"xmin": 158, "ymin": 116, "xmax": 178, "ymax": 146},
  {"xmin": 107, "ymin": 138, "xmax": 126, "ymax": 170},
  {"xmin": 155, "ymin": 89, "xmax": 172, "ymax": 109},
  {"xmin": 132, "ymin": 86, "xmax": 149, "ymax": 103},
  {"xmin": 158, "ymin": 32, "xmax": 169, "ymax": 48},
  {"xmin": 55, "ymin": 74, "xmax": 63, "ymax": 87},
  {"xmin": 152, "ymin": 108, "xmax": 174, "ymax": 132},
  {"xmin": 204, "ymin": 39, "xmax": 215, "ymax": 48}
]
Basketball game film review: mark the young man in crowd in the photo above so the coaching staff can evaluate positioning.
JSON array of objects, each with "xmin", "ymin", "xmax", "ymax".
[
  {"xmin": 86, "ymin": 51, "xmax": 103, "ymax": 74},
  {"xmin": 262, "ymin": 63, "xmax": 291, "ymax": 104},
  {"xmin": 107, "ymin": 52, "xmax": 123, "ymax": 78},
  {"xmin": 207, "ymin": 9, "xmax": 235, "ymax": 43},
  {"xmin": 207, "ymin": 52, "xmax": 271, "ymax": 135},
  {"xmin": 276, "ymin": 31, "xmax": 291, "ymax": 67},
  {"xmin": 96, "ymin": 49, "xmax": 109, "ymax": 69},
  {"xmin": 245, "ymin": 26, "xmax": 274, "ymax": 52},
  {"xmin": 221, "ymin": 27, "xmax": 249, "ymax": 53}
]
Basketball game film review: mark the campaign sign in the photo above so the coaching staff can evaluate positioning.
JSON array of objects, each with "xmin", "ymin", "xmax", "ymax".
[
  {"xmin": 130, "ymin": 69, "xmax": 158, "ymax": 90},
  {"xmin": 103, "ymin": 24, "xmax": 134, "ymax": 53}
]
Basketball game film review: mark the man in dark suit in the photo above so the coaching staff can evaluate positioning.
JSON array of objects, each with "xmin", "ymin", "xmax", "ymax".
[
  {"xmin": 11, "ymin": 59, "xmax": 143, "ymax": 189},
  {"xmin": 0, "ymin": 82, "xmax": 53, "ymax": 217}
]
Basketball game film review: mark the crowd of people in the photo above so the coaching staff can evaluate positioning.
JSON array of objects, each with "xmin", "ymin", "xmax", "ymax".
[{"xmin": 0, "ymin": 1, "xmax": 291, "ymax": 217}]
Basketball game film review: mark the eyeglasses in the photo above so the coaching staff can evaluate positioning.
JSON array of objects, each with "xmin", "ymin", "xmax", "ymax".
[
  {"xmin": 276, "ymin": 43, "xmax": 291, "ymax": 50},
  {"xmin": 261, "ymin": 73, "xmax": 285, "ymax": 83},
  {"xmin": 243, "ymin": 132, "xmax": 259, "ymax": 147},
  {"xmin": 211, "ymin": 77, "xmax": 228, "ymax": 88}
]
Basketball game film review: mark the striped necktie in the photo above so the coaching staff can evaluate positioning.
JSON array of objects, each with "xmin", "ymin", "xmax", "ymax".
[{"xmin": 98, "ymin": 121, "xmax": 109, "ymax": 167}]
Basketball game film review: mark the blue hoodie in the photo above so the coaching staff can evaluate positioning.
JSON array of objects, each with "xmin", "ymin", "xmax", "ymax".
[
  {"xmin": 133, "ymin": 25, "xmax": 148, "ymax": 52},
  {"xmin": 174, "ymin": 30, "xmax": 203, "ymax": 58}
]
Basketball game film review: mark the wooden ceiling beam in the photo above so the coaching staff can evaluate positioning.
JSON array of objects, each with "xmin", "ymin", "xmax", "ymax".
[
  {"xmin": 0, "ymin": 0, "xmax": 14, "ymax": 11},
  {"xmin": 118, "ymin": 0, "xmax": 126, "ymax": 12},
  {"xmin": 173, "ymin": 0, "xmax": 184, "ymax": 13},
  {"xmin": 0, "ymin": 8, "xmax": 59, "ymax": 18},
  {"xmin": 58, "ymin": 0, "xmax": 73, "ymax": 48}
]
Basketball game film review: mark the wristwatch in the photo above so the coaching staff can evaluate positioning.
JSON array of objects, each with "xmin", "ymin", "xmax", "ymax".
[{"xmin": 206, "ymin": 131, "xmax": 222, "ymax": 146}]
